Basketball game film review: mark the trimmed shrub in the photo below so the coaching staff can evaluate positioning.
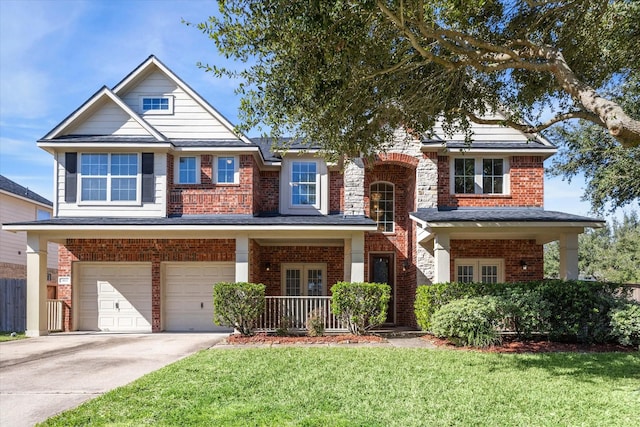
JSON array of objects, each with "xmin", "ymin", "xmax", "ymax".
[
  {"xmin": 331, "ymin": 282, "xmax": 391, "ymax": 335},
  {"xmin": 213, "ymin": 282, "xmax": 265, "ymax": 336},
  {"xmin": 306, "ymin": 308, "xmax": 325, "ymax": 337},
  {"xmin": 609, "ymin": 302, "xmax": 640, "ymax": 347},
  {"xmin": 414, "ymin": 282, "xmax": 492, "ymax": 331},
  {"xmin": 430, "ymin": 296, "xmax": 502, "ymax": 347},
  {"xmin": 495, "ymin": 287, "xmax": 551, "ymax": 340},
  {"xmin": 538, "ymin": 280, "xmax": 622, "ymax": 343}
]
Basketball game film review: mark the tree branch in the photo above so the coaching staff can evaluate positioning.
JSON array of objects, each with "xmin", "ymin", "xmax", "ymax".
[{"xmin": 464, "ymin": 110, "xmax": 605, "ymax": 134}]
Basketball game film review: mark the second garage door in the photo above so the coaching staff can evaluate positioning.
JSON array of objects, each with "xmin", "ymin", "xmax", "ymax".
[{"xmin": 163, "ymin": 262, "xmax": 235, "ymax": 331}]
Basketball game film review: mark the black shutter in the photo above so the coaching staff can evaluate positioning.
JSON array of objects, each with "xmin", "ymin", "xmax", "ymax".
[
  {"xmin": 65, "ymin": 153, "xmax": 77, "ymax": 203},
  {"xmin": 141, "ymin": 153, "xmax": 154, "ymax": 203}
]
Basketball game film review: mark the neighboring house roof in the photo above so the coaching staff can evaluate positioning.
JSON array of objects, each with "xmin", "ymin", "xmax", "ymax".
[
  {"xmin": 410, "ymin": 208, "xmax": 604, "ymax": 225},
  {"xmin": 0, "ymin": 175, "xmax": 52, "ymax": 207}
]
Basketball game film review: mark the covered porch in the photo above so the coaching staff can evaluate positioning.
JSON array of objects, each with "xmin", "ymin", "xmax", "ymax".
[{"xmin": 410, "ymin": 208, "xmax": 606, "ymax": 283}]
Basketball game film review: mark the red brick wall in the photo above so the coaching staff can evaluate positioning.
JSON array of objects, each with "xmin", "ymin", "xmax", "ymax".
[
  {"xmin": 450, "ymin": 239, "xmax": 544, "ymax": 282},
  {"xmin": 256, "ymin": 245, "xmax": 345, "ymax": 296},
  {"xmin": 364, "ymin": 162, "xmax": 417, "ymax": 327},
  {"xmin": 258, "ymin": 170, "xmax": 279, "ymax": 214},
  {"xmin": 438, "ymin": 155, "xmax": 544, "ymax": 208},
  {"xmin": 167, "ymin": 154, "xmax": 256, "ymax": 215},
  {"xmin": 58, "ymin": 238, "xmax": 235, "ymax": 332},
  {"xmin": 330, "ymin": 170, "xmax": 344, "ymax": 214}
]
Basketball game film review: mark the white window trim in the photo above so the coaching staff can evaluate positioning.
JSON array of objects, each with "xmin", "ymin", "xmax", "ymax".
[
  {"xmin": 450, "ymin": 157, "xmax": 510, "ymax": 195},
  {"xmin": 174, "ymin": 155, "xmax": 201, "ymax": 184},
  {"xmin": 214, "ymin": 155, "xmax": 239, "ymax": 184},
  {"xmin": 454, "ymin": 258, "xmax": 504, "ymax": 283},
  {"xmin": 281, "ymin": 263, "xmax": 327, "ymax": 296},
  {"xmin": 370, "ymin": 181, "xmax": 395, "ymax": 234},
  {"xmin": 77, "ymin": 153, "xmax": 141, "ymax": 206},
  {"xmin": 138, "ymin": 95, "xmax": 174, "ymax": 115},
  {"xmin": 280, "ymin": 157, "xmax": 328, "ymax": 215}
]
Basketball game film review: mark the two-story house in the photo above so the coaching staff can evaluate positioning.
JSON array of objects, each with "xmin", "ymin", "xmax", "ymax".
[{"xmin": 4, "ymin": 56, "xmax": 603, "ymax": 336}]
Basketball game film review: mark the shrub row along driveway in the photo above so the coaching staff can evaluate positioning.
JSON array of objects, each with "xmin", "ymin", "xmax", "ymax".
[{"xmin": 0, "ymin": 333, "xmax": 228, "ymax": 427}]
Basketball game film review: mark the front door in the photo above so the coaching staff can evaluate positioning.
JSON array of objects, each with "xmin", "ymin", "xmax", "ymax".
[{"xmin": 369, "ymin": 254, "xmax": 394, "ymax": 323}]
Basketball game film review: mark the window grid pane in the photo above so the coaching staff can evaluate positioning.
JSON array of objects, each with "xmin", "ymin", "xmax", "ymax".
[
  {"xmin": 307, "ymin": 269, "xmax": 323, "ymax": 296},
  {"xmin": 80, "ymin": 154, "xmax": 108, "ymax": 201},
  {"xmin": 217, "ymin": 157, "xmax": 235, "ymax": 183},
  {"xmin": 454, "ymin": 159, "xmax": 475, "ymax": 193},
  {"xmin": 481, "ymin": 265, "xmax": 499, "ymax": 284},
  {"xmin": 482, "ymin": 159, "xmax": 504, "ymax": 194},
  {"xmin": 370, "ymin": 182, "xmax": 394, "ymax": 232},
  {"xmin": 457, "ymin": 265, "xmax": 474, "ymax": 283},
  {"xmin": 285, "ymin": 269, "xmax": 301, "ymax": 296},
  {"xmin": 292, "ymin": 162, "xmax": 317, "ymax": 205},
  {"xmin": 81, "ymin": 177, "xmax": 107, "ymax": 201},
  {"xmin": 142, "ymin": 97, "xmax": 169, "ymax": 111},
  {"xmin": 179, "ymin": 157, "xmax": 197, "ymax": 184}
]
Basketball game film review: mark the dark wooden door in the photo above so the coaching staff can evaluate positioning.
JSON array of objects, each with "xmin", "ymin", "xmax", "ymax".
[{"xmin": 370, "ymin": 254, "xmax": 394, "ymax": 323}]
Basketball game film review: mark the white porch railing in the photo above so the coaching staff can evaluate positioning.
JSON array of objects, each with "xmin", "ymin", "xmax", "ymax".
[
  {"xmin": 256, "ymin": 296, "xmax": 347, "ymax": 332},
  {"xmin": 47, "ymin": 299, "xmax": 63, "ymax": 332}
]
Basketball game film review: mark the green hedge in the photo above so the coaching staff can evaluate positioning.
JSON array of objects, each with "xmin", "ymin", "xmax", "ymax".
[
  {"xmin": 213, "ymin": 282, "xmax": 265, "ymax": 336},
  {"xmin": 416, "ymin": 280, "xmax": 633, "ymax": 344},
  {"xmin": 331, "ymin": 282, "xmax": 390, "ymax": 335},
  {"xmin": 430, "ymin": 296, "xmax": 502, "ymax": 347}
]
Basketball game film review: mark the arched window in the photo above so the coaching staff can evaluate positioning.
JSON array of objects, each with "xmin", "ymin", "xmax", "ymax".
[{"xmin": 370, "ymin": 182, "xmax": 394, "ymax": 232}]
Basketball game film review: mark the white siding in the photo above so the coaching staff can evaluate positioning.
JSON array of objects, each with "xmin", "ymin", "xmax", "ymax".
[
  {"xmin": 0, "ymin": 193, "xmax": 58, "ymax": 270},
  {"xmin": 67, "ymin": 101, "xmax": 151, "ymax": 136},
  {"xmin": 56, "ymin": 152, "xmax": 167, "ymax": 218},
  {"xmin": 432, "ymin": 114, "xmax": 532, "ymax": 142},
  {"xmin": 120, "ymin": 70, "xmax": 239, "ymax": 139}
]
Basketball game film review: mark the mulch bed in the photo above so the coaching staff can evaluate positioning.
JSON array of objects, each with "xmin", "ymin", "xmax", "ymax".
[
  {"xmin": 226, "ymin": 333, "xmax": 385, "ymax": 345},
  {"xmin": 225, "ymin": 332, "xmax": 636, "ymax": 353},
  {"xmin": 421, "ymin": 334, "xmax": 638, "ymax": 353}
]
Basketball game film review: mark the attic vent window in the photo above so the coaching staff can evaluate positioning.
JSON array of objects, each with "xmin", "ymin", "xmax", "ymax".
[{"xmin": 140, "ymin": 96, "xmax": 173, "ymax": 114}]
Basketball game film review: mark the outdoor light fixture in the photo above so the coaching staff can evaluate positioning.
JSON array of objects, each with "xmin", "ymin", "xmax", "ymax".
[
  {"xmin": 402, "ymin": 259, "xmax": 410, "ymax": 272},
  {"xmin": 264, "ymin": 262, "xmax": 271, "ymax": 272},
  {"xmin": 520, "ymin": 260, "xmax": 528, "ymax": 271}
]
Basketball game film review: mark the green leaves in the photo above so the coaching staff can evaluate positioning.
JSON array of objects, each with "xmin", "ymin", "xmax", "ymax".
[
  {"xmin": 330, "ymin": 281, "xmax": 391, "ymax": 335},
  {"xmin": 212, "ymin": 282, "xmax": 266, "ymax": 335}
]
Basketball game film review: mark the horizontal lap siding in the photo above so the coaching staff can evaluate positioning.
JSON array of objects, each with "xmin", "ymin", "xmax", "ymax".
[
  {"xmin": 121, "ymin": 70, "xmax": 237, "ymax": 139},
  {"xmin": 68, "ymin": 102, "xmax": 150, "ymax": 135},
  {"xmin": 58, "ymin": 238, "xmax": 236, "ymax": 332}
]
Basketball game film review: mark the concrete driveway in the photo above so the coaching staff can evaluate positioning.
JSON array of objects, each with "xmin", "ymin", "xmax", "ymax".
[{"xmin": 0, "ymin": 332, "xmax": 228, "ymax": 427}]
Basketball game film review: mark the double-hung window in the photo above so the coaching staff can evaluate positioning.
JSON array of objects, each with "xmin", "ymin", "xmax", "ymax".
[
  {"xmin": 80, "ymin": 153, "xmax": 139, "ymax": 202},
  {"xmin": 176, "ymin": 156, "xmax": 200, "ymax": 184},
  {"xmin": 291, "ymin": 161, "xmax": 317, "ymax": 206},
  {"xmin": 452, "ymin": 158, "xmax": 508, "ymax": 194},
  {"xmin": 216, "ymin": 156, "xmax": 238, "ymax": 184}
]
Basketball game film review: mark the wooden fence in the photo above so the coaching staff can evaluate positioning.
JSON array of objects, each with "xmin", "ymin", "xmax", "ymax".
[{"xmin": 0, "ymin": 278, "xmax": 26, "ymax": 332}]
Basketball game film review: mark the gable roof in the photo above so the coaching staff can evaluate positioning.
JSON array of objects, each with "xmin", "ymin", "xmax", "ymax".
[
  {"xmin": 112, "ymin": 55, "xmax": 253, "ymax": 145},
  {"xmin": 0, "ymin": 175, "xmax": 52, "ymax": 207},
  {"xmin": 41, "ymin": 86, "xmax": 167, "ymax": 142}
]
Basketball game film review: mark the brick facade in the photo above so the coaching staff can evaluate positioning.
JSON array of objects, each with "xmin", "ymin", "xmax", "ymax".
[
  {"xmin": 438, "ymin": 155, "xmax": 544, "ymax": 208},
  {"xmin": 58, "ymin": 238, "xmax": 236, "ymax": 332}
]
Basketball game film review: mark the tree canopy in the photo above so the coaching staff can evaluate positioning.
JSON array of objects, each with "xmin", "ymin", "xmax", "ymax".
[
  {"xmin": 193, "ymin": 0, "xmax": 640, "ymax": 157},
  {"xmin": 548, "ymin": 73, "xmax": 640, "ymax": 212}
]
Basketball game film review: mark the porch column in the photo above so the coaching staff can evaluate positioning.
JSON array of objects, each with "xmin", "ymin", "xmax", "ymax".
[
  {"xmin": 235, "ymin": 234, "xmax": 249, "ymax": 282},
  {"xmin": 559, "ymin": 232, "xmax": 579, "ymax": 280},
  {"xmin": 433, "ymin": 232, "xmax": 451, "ymax": 283},
  {"xmin": 350, "ymin": 233, "xmax": 365, "ymax": 282},
  {"xmin": 26, "ymin": 233, "xmax": 48, "ymax": 337}
]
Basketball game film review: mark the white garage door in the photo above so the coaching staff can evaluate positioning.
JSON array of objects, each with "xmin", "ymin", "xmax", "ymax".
[
  {"xmin": 77, "ymin": 263, "xmax": 152, "ymax": 332},
  {"xmin": 164, "ymin": 262, "xmax": 235, "ymax": 332}
]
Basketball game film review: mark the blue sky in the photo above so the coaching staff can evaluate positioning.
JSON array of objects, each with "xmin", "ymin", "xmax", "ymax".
[{"xmin": 0, "ymin": 0, "xmax": 636, "ymax": 221}]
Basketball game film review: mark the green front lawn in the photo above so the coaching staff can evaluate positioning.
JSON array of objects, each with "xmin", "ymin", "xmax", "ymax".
[
  {"xmin": 42, "ymin": 348, "xmax": 639, "ymax": 426},
  {"xmin": 0, "ymin": 332, "xmax": 26, "ymax": 342}
]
